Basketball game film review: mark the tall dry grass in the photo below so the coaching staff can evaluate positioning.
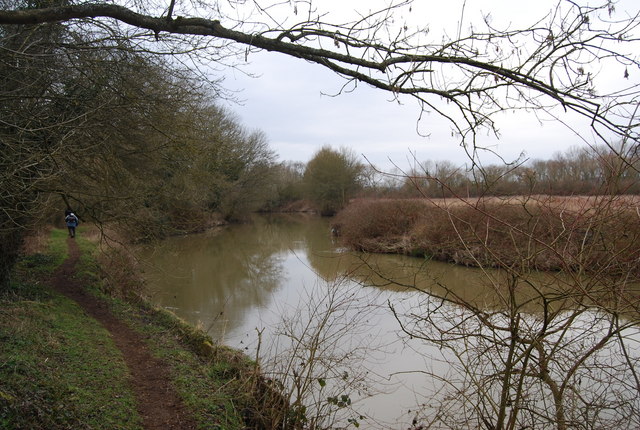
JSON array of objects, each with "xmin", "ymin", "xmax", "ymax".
[
  {"xmin": 333, "ymin": 196, "xmax": 640, "ymax": 276},
  {"xmin": 19, "ymin": 226, "xmax": 53, "ymax": 255}
]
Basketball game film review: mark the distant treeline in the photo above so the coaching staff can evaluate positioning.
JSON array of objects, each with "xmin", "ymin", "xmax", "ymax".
[
  {"xmin": 258, "ymin": 143, "xmax": 640, "ymax": 217},
  {"xmin": 357, "ymin": 144, "xmax": 640, "ymax": 199}
]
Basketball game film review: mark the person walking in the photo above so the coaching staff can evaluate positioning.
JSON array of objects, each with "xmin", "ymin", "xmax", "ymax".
[{"xmin": 65, "ymin": 212, "xmax": 79, "ymax": 238}]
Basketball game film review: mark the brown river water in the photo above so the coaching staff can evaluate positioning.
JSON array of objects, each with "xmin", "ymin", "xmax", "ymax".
[{"xmin": 138, "ymin": 214, "xmax": 640, "ymax": 429}]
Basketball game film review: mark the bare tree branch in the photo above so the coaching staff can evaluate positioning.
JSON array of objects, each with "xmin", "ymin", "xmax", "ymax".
[{"xmin": 0, "ymin": 1, "xmax": 638, "ymax": 149}]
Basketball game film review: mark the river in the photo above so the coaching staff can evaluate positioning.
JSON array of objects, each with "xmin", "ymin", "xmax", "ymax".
[{"xmin": 139, "ymin": 214, "xmax": 640, "ymax": 429}]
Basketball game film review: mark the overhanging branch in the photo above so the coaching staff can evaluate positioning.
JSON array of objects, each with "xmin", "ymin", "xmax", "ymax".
[{"xmin": 0, "ymin": 2, "xmax": 637, "ymax": 145}]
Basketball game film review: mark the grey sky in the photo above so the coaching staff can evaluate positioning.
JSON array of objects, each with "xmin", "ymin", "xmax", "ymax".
[{"xmin": 220, "ymin": 0, "xmax": 638, "ymax": 171}]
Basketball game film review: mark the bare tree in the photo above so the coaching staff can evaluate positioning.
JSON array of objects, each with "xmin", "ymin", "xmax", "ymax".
[
  {"xmin": 0, "ymin": 0, "xmax": 289, "ymax": 286},
  {"xmin": 255, "ymin": 278, "xmax": 382, "ymax": 429},
  {"xmin": 0, "ymin": 0, "xmax": 638, "ymax": 151},
  {"xmin": 1, "ymin": 1, "xmax": 638, "ymax": 268}
]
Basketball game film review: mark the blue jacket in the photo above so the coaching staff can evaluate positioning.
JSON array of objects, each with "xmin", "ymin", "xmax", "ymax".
[{"xmin": 65, "ymin": 214, "xmax": 79, "ymax": 227}]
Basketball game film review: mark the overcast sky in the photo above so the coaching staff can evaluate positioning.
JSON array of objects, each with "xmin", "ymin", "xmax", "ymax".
[{"xmin": 219, "ymin": 0, "xmax": 639, "ymax": 172}]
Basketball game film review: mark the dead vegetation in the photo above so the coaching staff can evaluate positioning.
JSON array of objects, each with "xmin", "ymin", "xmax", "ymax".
[{"xmin": 333, "ymin": 196, "xmax": 640, "ymax": 277}]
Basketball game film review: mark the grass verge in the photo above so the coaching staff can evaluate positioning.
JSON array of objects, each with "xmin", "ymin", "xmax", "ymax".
[
  {"xmin": 0, "ymin": 228, "xmax": 140, "ymax": 430},
  {"xmin": 1, "ymin": 228, "xmax": 279, "ymax": 429}
]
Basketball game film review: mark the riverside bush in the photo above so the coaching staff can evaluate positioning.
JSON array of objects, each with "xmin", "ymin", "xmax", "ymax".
[
  {"xmin": 333, "ymin": 199, "xmax": 428, "ymax": 253},
  {"xmin": 333, "ymin": 197, "xmax": 640, "ymax": 277}
]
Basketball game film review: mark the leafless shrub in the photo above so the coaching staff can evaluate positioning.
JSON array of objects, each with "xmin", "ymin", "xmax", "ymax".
[{"xmin": 254, "ymin": 278, "xmax": 386, "ymax": 429}]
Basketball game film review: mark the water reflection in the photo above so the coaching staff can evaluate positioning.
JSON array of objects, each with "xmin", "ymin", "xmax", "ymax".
[
  {"xmin": 141, "ymin": 216, "xmax": 313, "ymax": 336},
  {"xmin": 138, "ymin": 215, "xmax": 509, "ymax": 426},
  {"xmin": 138, "ymin": 214, "xmax": 639, "ymax": 428},
  {"xmin": 141, "ymin": 215, "xmax": 504, "ymax": 338}
]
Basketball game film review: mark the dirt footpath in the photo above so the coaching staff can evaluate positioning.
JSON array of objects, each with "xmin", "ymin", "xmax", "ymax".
[{"xmin": 50, "ymin": 238, "xmax": 197, "ymax": 430}]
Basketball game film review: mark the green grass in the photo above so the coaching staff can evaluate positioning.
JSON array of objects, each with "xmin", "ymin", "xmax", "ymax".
[
  {"xmin": 0, "ymin": 230, "xmax": 141, "ymax": 429},
  {"xmin": 49, "ymin": 228, "xmax": 70, "ymax": 265},
  {"xmin": 1, "ymin": 228, "xmax": 274, "ymax": 429},
  {"xmin": 93, "ymin": 291, "xmax": 260, "ymax": 429},
  {"xmin": 74, "ymin": 231, "xmax": 104, "ymax": 287},
  {"xmin": 9, "ymin": 228, "xmax": 69, "ymax": 288}
]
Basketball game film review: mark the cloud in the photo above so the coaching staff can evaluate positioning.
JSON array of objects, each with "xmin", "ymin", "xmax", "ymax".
[
  {"xmin": 219, "ymin": 0, "xmax": 636, "ymax": 170},
  {"xmin": 222, "ymin": 51, "xmax": 587, "ymax": 170}
]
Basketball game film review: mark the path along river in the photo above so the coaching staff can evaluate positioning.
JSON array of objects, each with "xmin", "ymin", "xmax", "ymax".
[{"xmin": 139, "ymin": 214, "xmax": 640, "ymax": 428}]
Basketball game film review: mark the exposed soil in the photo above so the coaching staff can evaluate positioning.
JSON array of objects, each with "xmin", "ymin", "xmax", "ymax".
[{"xmin": 50, "ymin": 238, "xmax": 197, "ymax": 430}]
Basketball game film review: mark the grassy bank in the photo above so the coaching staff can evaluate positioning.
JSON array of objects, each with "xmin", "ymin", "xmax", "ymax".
[
  {"xmin": 333, "ymin": 196, "xmax": 640, "ymax": 276},
  {"xmin": 0, "ymin": 228, "xmax": 275, "ymax": 429}
]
